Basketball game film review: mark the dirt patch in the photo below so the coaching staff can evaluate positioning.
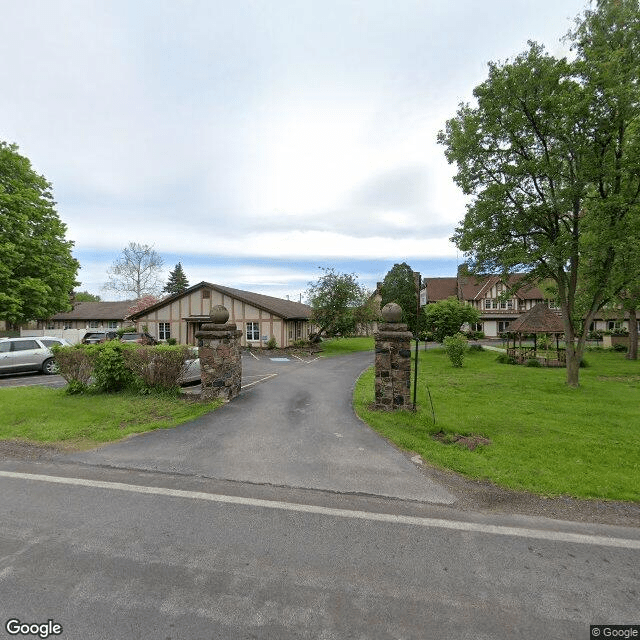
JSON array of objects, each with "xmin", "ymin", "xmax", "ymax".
[{"xmin": 433, "ymin": 431, "xmax": 492, "ymax": 451}]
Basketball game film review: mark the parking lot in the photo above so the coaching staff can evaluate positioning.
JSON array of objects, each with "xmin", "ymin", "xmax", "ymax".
[{"xmin": 0, "ymin": 351, "xmax": 322, "ymax": 391}]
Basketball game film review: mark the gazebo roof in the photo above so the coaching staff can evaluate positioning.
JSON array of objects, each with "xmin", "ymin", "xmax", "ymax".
[{"xmin": 508, "ymin": 303, "xmax": 564, "ymax": 334}]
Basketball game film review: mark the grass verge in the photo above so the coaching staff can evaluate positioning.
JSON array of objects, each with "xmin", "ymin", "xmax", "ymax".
[
  {"xmin": 354, "ymin": 348, "xmax": 640, "ymax": 502},
  {"xmin": 320, "ymin": 337, "xmax": 374, "ymax": 357},
  {"xmin": 0, "ymin": 387, "xmax": 222, "ymax": 449}
]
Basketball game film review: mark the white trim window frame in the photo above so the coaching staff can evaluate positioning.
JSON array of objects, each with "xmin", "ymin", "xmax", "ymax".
[
  {"xmin": 246, "ymin": 322, "xmax": 260, "ymax": 342},
  {"xmin": 158, "ymin": 322, "xmax": 170, "ymax": 340}
]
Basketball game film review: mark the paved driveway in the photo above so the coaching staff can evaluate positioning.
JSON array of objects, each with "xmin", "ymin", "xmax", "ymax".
[{"xmin": 63, "ymin": 352, "xmax": 455, "ymax": 504}]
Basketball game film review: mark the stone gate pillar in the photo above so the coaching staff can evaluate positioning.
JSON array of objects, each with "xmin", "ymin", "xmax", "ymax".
[
  {"xmin": 195, "ymin": 305, "xmax": 242, "ymax": 401},
  {"xmin": 374, "ymin": 303, "xmax": 413, "ymax": 411}
]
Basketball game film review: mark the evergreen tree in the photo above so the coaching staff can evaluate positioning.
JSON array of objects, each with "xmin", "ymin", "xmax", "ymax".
[{"xmin": 163, "ymin": 262, "xmax": 189, "ymax": 295}]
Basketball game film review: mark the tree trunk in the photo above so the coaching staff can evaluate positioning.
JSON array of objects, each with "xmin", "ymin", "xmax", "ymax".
[{"xmin": 627, "ymin": 307, "xmax": 638, "ymax": 360}]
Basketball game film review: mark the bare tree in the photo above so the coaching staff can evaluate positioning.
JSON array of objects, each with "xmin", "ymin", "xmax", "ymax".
[{"xmin": 103, "ymin": 242, "xmax": 165, "ymax": 298}]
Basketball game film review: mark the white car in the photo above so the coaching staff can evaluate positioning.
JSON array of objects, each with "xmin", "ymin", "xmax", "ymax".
[{"xmin": 0, "ymin": 337, "xmax": 71, "ymax": 375}]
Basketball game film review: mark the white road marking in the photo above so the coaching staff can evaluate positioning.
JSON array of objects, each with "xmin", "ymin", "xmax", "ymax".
[
  {"xmin": 0, "ymin": 470, "xmax": 638, "ymax": 550},
  {"xmin": 241, "ymin": 373, "xmax": 278, "ymax": 389}
]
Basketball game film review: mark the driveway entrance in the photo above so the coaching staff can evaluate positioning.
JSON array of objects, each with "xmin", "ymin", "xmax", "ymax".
[{"xmin": 63, "ymin": 352, "xmax": 455, "ymax": 504}]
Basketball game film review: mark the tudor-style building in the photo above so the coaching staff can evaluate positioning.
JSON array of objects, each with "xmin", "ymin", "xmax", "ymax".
[
  {"xmin": 422, "ymin": 268, "xmax": 639, "ymax": 338},
  {"xmin": 128, "ymin": 282, "xmax": 313, "ymax": 348}
]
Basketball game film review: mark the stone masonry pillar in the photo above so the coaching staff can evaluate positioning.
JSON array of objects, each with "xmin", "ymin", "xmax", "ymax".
[
  {"xmin": 374, "ymin": 303, "xmax": 413, "ymax": 411},
  {"xmin": 195, "ymin": 305, "xmax": 242, "ymax": 401}
]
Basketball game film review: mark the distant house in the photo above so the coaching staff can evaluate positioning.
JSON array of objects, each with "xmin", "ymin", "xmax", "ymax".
[
  {"xmin": 422, "ymin": 268, "xmax": 639, "ymax": 338},
  {"xmin": 38, "ymin": 301, "xmax": 135, "ymax": 332},
  {"xmin": 127, "ymin": 282, "xmax": 313, "ymax": 348}
]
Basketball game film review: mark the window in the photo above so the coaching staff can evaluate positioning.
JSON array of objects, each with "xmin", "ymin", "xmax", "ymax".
[
  {"xmin": 89, "ymin": 321, "xmax": 99, "ymax": 329},
  {"xmin": 64, "ymin": 322, "xmax": 73, "ymax": 330},
  {"xmin": 471, "ymin": 323, "xmax": 483, "ymax": 333},
  {"xmin": 499, "ymin": 299, "xmax": 513, "ymax": 310},
  {"xmin": 202, "ymin": 290, "xmax": 210, "ymax": 299},
  {"xmin": 107, "ymin": 321, "xmax": 118, "ymax": 329},
  {"xmin": 11, "ymin": 339, "xmax": 39, "ymax": 351},
  {"xmin": 498, "ymin": 321, "xmax": 510, "ymax": 333},
  {"xmin": 608, "ymin": 321, "xmax": 622, "ymax": 331},
  {"xmin": 159, "ymin": 322, "xmax": 171, "ymax": 340},
  {"xmin": 484, "ymin": 299, "xmax": 495, "ymax": 310},
  {"xmin": 246, "ymin": 322, "xmax": 260, "ymax": 341}
]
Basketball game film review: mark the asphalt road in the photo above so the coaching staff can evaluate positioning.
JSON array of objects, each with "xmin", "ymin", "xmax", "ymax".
[{"xmin": 0, "ymin": 352, "xmax": 638, "ymax": 639}]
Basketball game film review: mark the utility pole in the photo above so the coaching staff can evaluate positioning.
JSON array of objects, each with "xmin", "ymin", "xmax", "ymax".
[{"xmin": 413, "ymin": 271, "xmax": 421, "ymax": 410}]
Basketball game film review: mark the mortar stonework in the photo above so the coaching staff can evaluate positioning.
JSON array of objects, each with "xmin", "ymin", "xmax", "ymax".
[
  {"xmin": 374, "ymin": 311, "xmax": 413, "ymax": 411},
  {"xmin": 195, "ymin": 313, "xmax": 242, "ymax": 401}
]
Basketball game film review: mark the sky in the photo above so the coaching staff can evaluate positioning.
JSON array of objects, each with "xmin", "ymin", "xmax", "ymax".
[{"xmin": 1, "ymin": 0, "xmax": 588, "ymax": 302}]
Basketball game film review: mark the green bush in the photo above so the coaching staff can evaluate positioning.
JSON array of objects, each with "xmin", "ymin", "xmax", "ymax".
[
  {"xmin": 52, "ymin": 344, "xmax": 98, "ymax": 393},
  {"xmin": 443, "ymin": 333, "xmax": 468, "ymax": 368},
  {"xmin": 123, "ymin": 345, "xmax": 192, "ymax": 391},
  {"xmin": 495, "ymin": 353, "xmax": 517, "ymax": 365},
  {"xmin": 526, "ymin": 358, "xmax": 541, "ymax": 367},
  {"xmin": 166, "ymin": 338, "xmax": 177, "ymax": 345},
  {"xmin": 93, "ymin": 341, "xmax": 136, "ymax": 392},
  {"xmin": 468, "ymin": 344, "xmax": 484, "ymax": 352},
  {"xmin": 266, "ymin": 336, "xmax": 278, "ymax": 349},
  {"xmin": 612, "ymin": 343, "xmax": 629, "ymax": 352}
]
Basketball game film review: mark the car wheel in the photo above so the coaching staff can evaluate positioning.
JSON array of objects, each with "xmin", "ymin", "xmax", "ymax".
[{"xmin": 42, "ymin": 358, "xmax": 58, "ymax": 375}]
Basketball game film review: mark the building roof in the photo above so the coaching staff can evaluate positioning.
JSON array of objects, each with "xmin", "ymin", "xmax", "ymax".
[
  {"xmin": 457, "ymin": 273, "xmax": 545, "ymax": 301},
  {"xmin": 128, "ymin": 282, "xmax": 312, "ymax": 321},
  {"xmin": 48, "ymin": 301, "xmax": 135, "ymax": 321},
  {"xmin": 507, "ymin": 303, "xmax": 564, "ymax": 334},
  {"xmin": 424, "ymin": 277, "xmax": 458, "ymax": 301}
]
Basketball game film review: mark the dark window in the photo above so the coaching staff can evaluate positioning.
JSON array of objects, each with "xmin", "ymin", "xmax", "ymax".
[{"xmin": 12, "ymin": 340, "xmax": 39, "ymax": 351}]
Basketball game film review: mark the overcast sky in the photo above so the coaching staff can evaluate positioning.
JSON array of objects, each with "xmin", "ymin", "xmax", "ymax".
[{"xmin": 1, "ymin": 0, "xmax": 587, "ymax": 301}]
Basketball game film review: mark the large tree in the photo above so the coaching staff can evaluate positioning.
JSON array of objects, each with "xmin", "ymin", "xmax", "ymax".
[
  {"xmin": 305, "ymin": 267, "xmax": 372, "ymax": 338},
  {"xmin": 380, "ymin": 262, "xmax": 423, "ymax": 335},
  {"xmin": 438, "ymin": 0, "xmax": 640, "ymax": 387},
  {"xmin": 163, "ymin": 262, "xmax": 189, "ymax": 295},
  {"xmin": 423, "ymin": 297, "xmax": 480, "ymax": 343},
  {"xmin": 0, "ymin": 141, "xmax": 79, "ymax": 325},
  {"xmin": 104, "ymin": 242, "xmax": 165, "ymax": 299}
]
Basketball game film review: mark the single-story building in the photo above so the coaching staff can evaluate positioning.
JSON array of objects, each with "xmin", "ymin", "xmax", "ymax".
[
  {"xmin": 37, "ymin": 301, "xmax": 135, "ymax": 332},
  {"xmin": 128, "ymin": 282, "xmax": 313, "ymax": 348}
]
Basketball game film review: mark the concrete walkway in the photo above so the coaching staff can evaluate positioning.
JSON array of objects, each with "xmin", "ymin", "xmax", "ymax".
[{"xmin": 63, "ymin": 352, "xmax": 455, "ymax": 504}]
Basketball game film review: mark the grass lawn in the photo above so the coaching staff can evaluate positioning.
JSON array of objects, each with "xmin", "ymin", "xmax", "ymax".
[
  {"xmin": 354, "ymin": 348, "xmax": 640, "ymax": 502},
  {"xmin": 319, "ymin": 337, "xmax": 374, "ymax": 356},
  {"xmin": 0, "ymin": 387, "xmax": 222, "ymax": 449}
]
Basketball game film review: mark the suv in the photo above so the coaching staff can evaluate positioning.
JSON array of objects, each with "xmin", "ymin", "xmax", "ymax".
[
  {"xmin": 81, "ymin": 331, "xmax": 118, "ymax": 344},
  {"xmin": 0, "ymin": 337, "xmax": 71, "ymax": 375}
]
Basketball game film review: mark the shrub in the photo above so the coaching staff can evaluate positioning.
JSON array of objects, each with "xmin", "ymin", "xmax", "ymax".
[
  {"xmin": 166, "ymin": 338, "xmax": 177, "ymax": 345},
  {"xmin": 291, "ymin": 339, "xmax": 310, "ymax": 348},
  {"xmin": 266, "ymin": 336, "xmax": 278, "ymax": 349},
  {"xmin": 526, "ymin": 358, "xmax": 541, "ymax": 367},
  {"xmin": 468, "ymin": 344, "xmax": 484, "ymax": 352},
  {"xmin": 52, "ymin": 344, "xmax": 97, "ymax": 393},
  {"xmin": 495, "ymin": 353, "xmax": 517, "ymax": 365},
  {"xmin": 93, "ymin": 341, "xmax": 135, "ymax": 392},
  {"xmin": 443, "ymin": 333, "xmax": 468, "ymax": 368},
  {"xmin": 612, "ymin": 343, "xmax": 629, "ymax": 353},
  {"xmin": 123, "ymin": 345, "xmax": 192, "ymax": 391}
]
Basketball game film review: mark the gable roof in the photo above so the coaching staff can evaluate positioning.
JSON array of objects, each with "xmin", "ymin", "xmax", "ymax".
[
  {"xmin": 48, "ymin": 301, "xmax": 135, "ymax": 321},
  {"xmin": 507, "ymin": 303, "xmax": 564, "ymax": 334},
  {"xmin": 128, "ymin": 282, "xmax": 312, "ymax": 321},
  {"xmin": 457, "ymin": 273, "xmax": 545, "ymax": 301},
  {"xmin": 424, "ymin": 277, "xmax": 458, "ymax": 302}
]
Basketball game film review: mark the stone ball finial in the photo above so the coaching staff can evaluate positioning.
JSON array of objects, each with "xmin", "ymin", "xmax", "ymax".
[
  {"xmin": 210, "ymin": 304, "xmax": 230, "ymax": 324},
  {"xmin": 381, "ymin": 302, "xmax": 402, "ymax": 323}
]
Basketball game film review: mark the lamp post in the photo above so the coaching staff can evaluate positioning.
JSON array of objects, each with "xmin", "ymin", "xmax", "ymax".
[{"xmin": 413, "ymin": 271, "xmax": 421, "ymax": 410}]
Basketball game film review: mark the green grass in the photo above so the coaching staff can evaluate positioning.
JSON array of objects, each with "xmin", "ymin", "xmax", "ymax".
[
  {"xmin": 354, "ymin": 348, "xmax": 640, "ymax": 502},
  {"xmin": 0, "ymin": 387, "xmax": 222, "ymax": 449},
  {"xmin": 319, "ymin": 337, "xmax": 375, "ymax": 356}
]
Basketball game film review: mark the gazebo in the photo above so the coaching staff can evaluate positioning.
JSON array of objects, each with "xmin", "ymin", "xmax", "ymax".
[{"xmin": 506, "ymin": 303, "xmax": 566, "ymax": 366}]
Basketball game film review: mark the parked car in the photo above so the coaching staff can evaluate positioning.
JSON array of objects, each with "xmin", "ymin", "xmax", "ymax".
[
  {"xmin": 0, "ymin": 337, "xmax": 71, "ymax": 375},
  {"xmin": 81, "ymin": 331, "xmax": 118, "ymax": 344},
  {"xmin": 179, "ymin": 350, "xmax": 201, "ymax": 386},
  {"xmin": 118, "ymin": 332, "xmax": 158, "ymax": 345}
]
